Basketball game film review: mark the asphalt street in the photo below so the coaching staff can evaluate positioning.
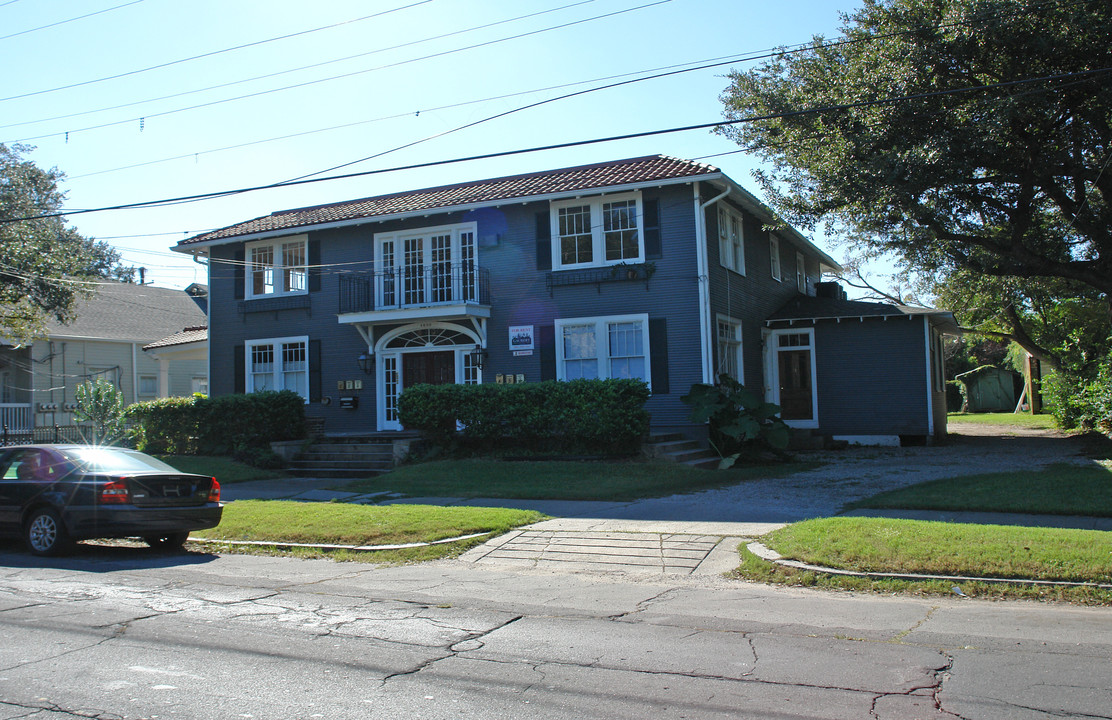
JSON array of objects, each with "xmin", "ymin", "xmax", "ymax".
[{"xmin": 1, "ymin": 545, "xmax": 1110, "ymax": 720}]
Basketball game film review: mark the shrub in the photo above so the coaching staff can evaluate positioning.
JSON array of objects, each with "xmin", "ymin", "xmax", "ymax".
[
  {"xmin": 126, "ymin": 391, "xmax": 306, "ymax": 455},
  {"xmin": 74, "ymin": 378, "xmax": 128, "ymax": 445},
  {"xmin": 681, "ymin": 375, "xmax": 789, "ymax": 468},
  {"xmin": 945, "ymin": 380, "xmax": 965, "ymax": 413},
  {"xmin": 1045, "ymin": 358, "xmax": 1112, "ymax": 432},
  {"xmin": 398, "ymin": 379, "xmax": 650, "ymax": 455}
]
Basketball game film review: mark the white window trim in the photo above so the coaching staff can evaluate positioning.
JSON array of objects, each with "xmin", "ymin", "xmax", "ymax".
[
  {"xmin": 770, "ymin": 236, "xmax": 782, "ymax": 282},
  {"xmin": 766, "ymin": 327, "xmax": 819, "ymax": 429},
  {"xmin": 796, "ymin": 251, "xmax": 807, "ymax": 293},
  {"xmin": 554, "ymin": 313, "xmax": 651, "ymax": 389},
  {"xmin": 245, "ymin": 234, "xmax": 308, "ymax": 300},
  {"xmin": 717, "ymin": 205, "xmax": 746, "ymax": 275},
  {"xmin": 715, "ymin": 314, "xmax": 744, "ymax": 383},
  {"xmin": 374, "ymin": 222, "xmax": 478, "ymax": 265},
  {"xmin": 550, "ymin": 191, "xmax": 644, "ymax": 270},
  {"xmin": 245, "ymin": 335, "xmax": 310, "ymax": 402},
  {"xmin": 137, "ymin": 374, "xmax": 157, "ymax": 396}
]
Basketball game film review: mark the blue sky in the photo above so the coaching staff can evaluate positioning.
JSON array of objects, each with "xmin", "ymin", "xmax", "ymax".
[{"xmin": 1, "ymin": 0, "xmax": 857, "ymax": 288}]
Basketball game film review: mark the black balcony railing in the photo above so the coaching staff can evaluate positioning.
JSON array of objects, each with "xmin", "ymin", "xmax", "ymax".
[{"xmin": 340, "ymin": 264, "xmax": 491, "ymax": 314}]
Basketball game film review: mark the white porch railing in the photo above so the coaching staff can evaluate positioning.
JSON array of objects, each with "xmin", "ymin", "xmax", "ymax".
[{"xmin": 0, "ymin": 404, "xmax": 32, "ymax": 433}]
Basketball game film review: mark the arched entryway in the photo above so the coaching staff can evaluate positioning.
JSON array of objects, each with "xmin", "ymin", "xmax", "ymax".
[{"xmin": 375, "ymin": 322, "xmax": 482, "ymax": 430}]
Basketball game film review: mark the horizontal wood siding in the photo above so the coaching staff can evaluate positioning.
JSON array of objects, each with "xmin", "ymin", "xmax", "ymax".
[
  {"xmin": 813, "ymin": 316, "xmax": 930, "ymax": 436},
  {"xmin": 211, "ymin": 184, "xmax": 706, "ymax": 434},
  {"xmin": 702, "ymin": 192, "xmax": 809, "ymax": 395}
]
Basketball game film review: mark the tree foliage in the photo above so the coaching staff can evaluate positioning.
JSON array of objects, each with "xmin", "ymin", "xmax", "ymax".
[
  {"xmin": 718, "ymin": 0, "xmax": 1112, "ymax": 349},
  {"xmin": 0, "ymin": 143, "xmax": 134, "ymax": 342}
]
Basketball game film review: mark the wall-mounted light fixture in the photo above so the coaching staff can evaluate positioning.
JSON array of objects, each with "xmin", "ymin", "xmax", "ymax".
[
  {"xmin": 357, "ymin": 352, "xmax": 375, "ymax": 375},
  {"xmin": 469, "ymin": 344, "xmax": 488, "ymax": 369}
]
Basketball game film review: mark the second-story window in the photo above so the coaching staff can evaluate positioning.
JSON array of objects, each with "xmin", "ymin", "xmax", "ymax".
[
  {"xmin": 718, "ymin": 206, "xmax": 746, "ymax": 274},
  {"xmin": 374, "ymin": 223, "xmax": 478, "ymax": 309},
  {"xmin": 246, "ymin": 235, "xmax": 307, "ymax": 299},
  {"xmin": 551, "ymin": 192, "xmax": 643, "ymax": 270}
]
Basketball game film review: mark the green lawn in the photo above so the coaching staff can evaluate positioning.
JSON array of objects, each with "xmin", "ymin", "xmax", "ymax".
[
  {"xmin": 158, "ymin": 455, "xmax": 279, "ymax": 484},
  {"xmin": 739, "ymin": 516, "xmax": 1112, "ymax": 604},
  {"xmin": 339, "ymin": 458, "xmax": 818, "ymax": 501},
  {"xmin": 844, "ymin": 461, "xmax": 1112, "ymax": 516},
  {"xmin": 947, "ymin": 412, "xmax": 1058, "ymax": 429},
  {"xmin": 191, "ymin": 499, "xmax": 544, "ymax": 563}
]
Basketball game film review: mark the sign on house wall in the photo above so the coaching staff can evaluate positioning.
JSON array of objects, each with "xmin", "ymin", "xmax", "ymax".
[{"xmin": 510, "ymin": 325, "xmax": 534, "ymax": 356}]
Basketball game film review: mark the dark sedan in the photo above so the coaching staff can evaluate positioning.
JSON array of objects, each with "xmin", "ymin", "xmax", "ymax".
[{"xmin": 0, "ymin": 445, "xmax": 223, "ymax": 556}]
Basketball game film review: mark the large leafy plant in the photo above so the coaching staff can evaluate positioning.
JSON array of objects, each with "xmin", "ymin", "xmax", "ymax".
[
  {"xmin": 681, "ymin": 375, "xmax": 789, "ymax": 468},
  {"xmin": 75, "ymin": 378, "xmax": 127, "ymax": 445}
]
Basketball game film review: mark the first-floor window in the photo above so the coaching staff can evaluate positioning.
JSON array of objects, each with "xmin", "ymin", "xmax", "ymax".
[
  {"xmin": 247, "ymin": 336, "xmax": 309, "ymax": 401},
  {"xmin": 556, "ymin": 314, "xmax": 650, "ymax": 387},
  {"xmin": 192, "ymin": 377, "xmax": 209, "ymax": 395},
  {"xmin": 716, "ymin": 316, "xmax": 743, "ymax": 381},
  {"xmin": 138, "ymin": 375, "xmax": 157, "ymax": 396}
]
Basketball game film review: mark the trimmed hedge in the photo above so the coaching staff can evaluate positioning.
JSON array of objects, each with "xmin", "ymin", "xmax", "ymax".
[
  {"xmin": 127, "ymin": 391, "xmax": 306, "ymax": 455},
  {"xmin": 397, "ymin": 378, "xmax": 650, "ymax": 454}
]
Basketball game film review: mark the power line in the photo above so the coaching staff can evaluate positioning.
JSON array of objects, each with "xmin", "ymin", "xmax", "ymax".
[
  {"xmin": 56, "ymin": 0, "xmax": 1085, "ymax": 181},
  {"xmin": 0, "ymin": 0, "xmax": 434, "ymax": 103},
  {"xmin": 66, "ymin": 51, "xmax": 774, "ymax": 181},
  {"xmin": 8, "ymin": 65, "xmax": 1109, "ymax": 225},
  {"xmin": 3, "ymin": 0, "xmax": 669, "ymax": 144},
  {"xmin": 0, "ymin": 0, "xmax": 594, "ymax": 132},
  {"xmin": 0, "ymin": 0, "xmax": 143, "ymax": 42}
]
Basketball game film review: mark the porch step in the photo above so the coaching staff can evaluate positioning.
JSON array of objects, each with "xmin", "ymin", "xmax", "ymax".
[
  {"xmin": 287, "ymin": 435, "xmax": 402, "ymax": 479},
  {"xmin": 642, "ymin": 433, "xmax": 719, "ymax": 470}
]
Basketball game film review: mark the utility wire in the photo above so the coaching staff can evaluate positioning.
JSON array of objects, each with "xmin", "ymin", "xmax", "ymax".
[
  {"xmin": 55, "ymin": 0, "xmax": 1084, "ymax": 180},
  {"xmin": 3, "ymin": 0, "xmax": 669, "ymax": 144},
  {"xmin": 6, "ymin": 65, "xmax": 1109, "ymax": 225},
  {"xmin": 0, "ymin": 0, "xmax": 593, "ymax": 131},
  {"xmin": 0, "ymin": 0, "xmax": 143, "ymax": 42},
  {"xmin": 0, "ymin": 0, "xmax": 434, "ymax": 102}
]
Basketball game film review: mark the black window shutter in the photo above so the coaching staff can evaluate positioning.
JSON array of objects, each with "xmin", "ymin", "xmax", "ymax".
[
  {"xmin": 308, "ymin": 339, "xmax": 322, "ymax": 401},
  {"xmin": 233, "ymin": 344, "xmax": 245, "ymax": 394},
  {"xmin": 233, "ymin": 250, "xmax": 245, "ymax": 300},
  {"xmin": 643, "ymin": 198, "xmax": 662, "ymax": 259},
  {"xmin": 308, "ymin": 239, "xmax": 322, "ymax": 292},
  {"xmin": 649, "ymin": 318, "xmax": 669, "ymax": 394},
  {"xmin": 538, "ymin": 324, "xmax": 556, "ymax": 381},
  {"xmin": 536, "ymin": 211, "xmax": 551, "ymax": 271}
]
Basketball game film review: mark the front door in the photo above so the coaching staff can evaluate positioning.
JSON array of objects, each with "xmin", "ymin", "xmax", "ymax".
[
  {"xmin": 777, "ymin": 349, "xmax": 813, "ymax": 421},
  {"xmin": 402, "ymin": 351, "xmax": 455, "ymax": 387}
]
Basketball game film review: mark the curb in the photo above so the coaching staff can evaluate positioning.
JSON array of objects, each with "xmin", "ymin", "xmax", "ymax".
[
  {"xmin": 746, "ymin": 542, "xmax": 1112, "ymax": 590},
  {"xmin": 189, "ymin": 531, "xmax": 493, "ymax": 552}
]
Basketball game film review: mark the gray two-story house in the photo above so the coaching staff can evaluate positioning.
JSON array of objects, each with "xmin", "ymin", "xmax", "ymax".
[{"xmin": 173, "ymin": 155, "xmax": 954, "ymax": 446}]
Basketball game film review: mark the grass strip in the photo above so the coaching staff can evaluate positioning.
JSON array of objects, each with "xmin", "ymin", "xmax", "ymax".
[
  {"xmin": 736, "ymin": 517, "xmax": 1112, "ymax": 604},
  {"xmin": 190, "ymin": 500, "xmax": 544, "ymax": 563},
  {"xmin": 339, "ymin": 458, "xmax": 818, "ymax": 501},
  {"xmin": 947, "ymin": 412, "xmax": 1058, "ymax": 429},
  {"xmin": 844, "ymin": 461, "xmax": 1112, "ymax": 517}
]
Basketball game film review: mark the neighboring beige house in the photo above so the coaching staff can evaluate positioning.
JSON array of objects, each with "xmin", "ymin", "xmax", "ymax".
[
  {"xmin": 143, "ymin": 325, "xmax": 209, "ymax": 398},
  {"xmin": 0, "ymin": 282, "xmax": 208, "ymax": 432}
]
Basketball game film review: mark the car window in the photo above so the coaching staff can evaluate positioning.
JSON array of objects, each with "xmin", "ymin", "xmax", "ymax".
[
  {"xmin": 3, "ymin": 450, "xmax": 68, "ymax": 482},
  {"xmin": 66, "ymin": 447, "xmax": 180, "ymax": 474}
]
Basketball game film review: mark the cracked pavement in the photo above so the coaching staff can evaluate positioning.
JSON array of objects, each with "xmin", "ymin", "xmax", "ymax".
[{"xmin": 1, "ymin": 548, "xmax": 1110, "ymax": 719}]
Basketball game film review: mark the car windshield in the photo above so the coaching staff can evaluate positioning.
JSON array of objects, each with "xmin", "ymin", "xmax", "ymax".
[{"xmin": 65, "ymin": 447, "xmax": 181, "ymax": 474}]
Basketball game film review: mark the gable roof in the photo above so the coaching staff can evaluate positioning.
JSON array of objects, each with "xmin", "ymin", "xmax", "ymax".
[
  {"xmin": 44, "ymin": 283, "xmax": 208, "ymax": 344},
  {"xmin": 175, "ymin": 155, "xmax": 720, "ymax": 248}
]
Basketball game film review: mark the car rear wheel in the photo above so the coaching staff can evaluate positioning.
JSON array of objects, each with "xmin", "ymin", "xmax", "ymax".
[
  {"xmin": 25, "ymin": 508, "xmax": 73, "ymax": 556},
  {"xmin": 143, "ymin": 532, "xmax": 190, "ymax": 551}
]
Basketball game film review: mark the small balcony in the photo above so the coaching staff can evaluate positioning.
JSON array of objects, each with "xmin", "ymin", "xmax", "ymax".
[{"xmin": 338, "ymin": 264, "xmax": 491, "ymax": 324}]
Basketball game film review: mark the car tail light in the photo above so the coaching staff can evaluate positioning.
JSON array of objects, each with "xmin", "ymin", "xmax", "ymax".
[
  {"xmin": 100, "ymin": 479, "xmax": 129, "ymax": 504},
  {"xmin": 208, "ymin": 478, "xmax": 221, "ymax": 503}
]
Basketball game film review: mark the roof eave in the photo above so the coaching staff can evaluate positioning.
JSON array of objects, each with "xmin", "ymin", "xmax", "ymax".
[{"xmin": 172, "ymin": 172, "xmax": 722, "ymax": 253}]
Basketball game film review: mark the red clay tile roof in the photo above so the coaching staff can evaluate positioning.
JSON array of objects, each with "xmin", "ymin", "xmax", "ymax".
[{"xmin": 176, "ymin": 155, "xmax": 719, "ymax": 246}]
